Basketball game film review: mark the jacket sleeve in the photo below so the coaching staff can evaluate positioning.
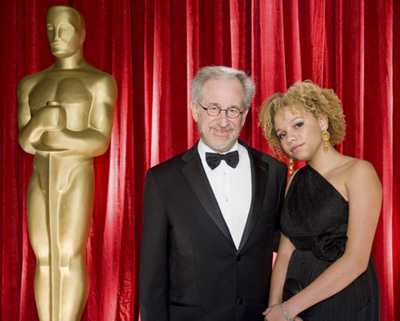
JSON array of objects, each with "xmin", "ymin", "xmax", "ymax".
[
  {"xmin": 273, "ymin": 164, "xmax": 288, "ymax": 252},
  {"xmin": 140, "ymin": 169, "xmax": 169, "ymax": 321}
]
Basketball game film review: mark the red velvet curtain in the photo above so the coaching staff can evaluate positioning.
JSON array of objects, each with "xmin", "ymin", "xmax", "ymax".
[{"xmin": 1, "ymin": 1, "xmax": 398, "ymax": 320}]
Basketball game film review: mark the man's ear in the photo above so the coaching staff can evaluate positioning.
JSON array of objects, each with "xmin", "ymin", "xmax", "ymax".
[
  {"xmin": 190, "ymin": 101, "xmax": 199, "ymax": 122},
  {"xmin": 241, "ymin": 108, "xmax": 249, "ymax": 126}
]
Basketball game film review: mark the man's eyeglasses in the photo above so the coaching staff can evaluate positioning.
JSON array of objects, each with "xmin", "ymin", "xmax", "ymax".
[{"xmin": 199, "ymin": 103, "xmax": 244, "ymax": 119}]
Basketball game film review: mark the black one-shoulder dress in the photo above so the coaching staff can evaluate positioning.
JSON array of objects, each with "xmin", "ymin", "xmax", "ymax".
[{"xmin": 280, "ymin": 166, "xmax": 380, "ymax": 321}]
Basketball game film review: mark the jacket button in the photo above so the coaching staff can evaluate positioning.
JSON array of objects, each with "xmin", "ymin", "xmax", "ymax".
[
  {"xmin": 236, "ymin": 255, "xmax": 241, "ymax": 261},
  {"xmin": 237, "ymin": 297, "xmax": 243, "ymax": 305}
]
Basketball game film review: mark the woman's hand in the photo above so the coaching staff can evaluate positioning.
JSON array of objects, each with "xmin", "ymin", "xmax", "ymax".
[
  {"xmin": 262, "ymin": 303, "xmax": 303, "ymax": 321},
  {"xmin": 263, "ymin": 303, "xmax": 285, "ymax": 321}
]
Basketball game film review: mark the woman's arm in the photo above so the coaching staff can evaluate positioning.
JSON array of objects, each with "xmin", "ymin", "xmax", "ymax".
[{"xmin": 268, "ymin": 233, "xmax": 296, "ymax": 307}]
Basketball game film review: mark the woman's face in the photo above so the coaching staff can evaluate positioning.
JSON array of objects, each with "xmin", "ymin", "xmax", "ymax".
[{"xmin": 273, "ymin": 105, "xmax": 327, "ymax": 162}]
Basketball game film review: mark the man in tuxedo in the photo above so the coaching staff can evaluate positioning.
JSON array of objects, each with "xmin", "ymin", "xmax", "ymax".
[{"xmin": 140, "ymin": 66, "xmax": 287, "ymax": 321}]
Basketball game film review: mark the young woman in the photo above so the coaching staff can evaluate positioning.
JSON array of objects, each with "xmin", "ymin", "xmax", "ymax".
[{"xmin": 259, "ymin": 81, "xmax": 381, "ymax": 321}]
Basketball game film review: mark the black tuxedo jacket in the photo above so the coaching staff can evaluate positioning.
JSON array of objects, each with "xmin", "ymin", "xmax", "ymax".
[{"xmin": 140, "ymin": 141, "xmax": 287, "ymax": 321}]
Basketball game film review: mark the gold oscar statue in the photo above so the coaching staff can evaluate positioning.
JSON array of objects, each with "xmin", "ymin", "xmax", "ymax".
[{"xmin": 17, "ymin": 6, "xmax": 117, "ymax": 321}]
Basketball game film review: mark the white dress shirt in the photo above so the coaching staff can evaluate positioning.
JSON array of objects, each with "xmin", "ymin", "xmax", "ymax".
[{"xmin": 198, "ymin": 140, "xmax": 252, "ymax": 249}]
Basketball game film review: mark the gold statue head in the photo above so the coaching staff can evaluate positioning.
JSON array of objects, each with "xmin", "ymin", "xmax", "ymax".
[{"xmin": 46, "ymin": 6, "xmax": 86, "ymax": 58}]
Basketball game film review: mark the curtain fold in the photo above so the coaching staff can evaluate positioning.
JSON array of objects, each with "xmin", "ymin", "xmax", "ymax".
[
  {"xmin": 364, "ymin": 1, "xmax": 395, "ymax": 319},
  {"xmin": 393, "ymin": 2, "xmax": 400, "ymax": 319},
  {"xmin": 1, "ymin": 1, "xmax": 398, "ymax": 320}
]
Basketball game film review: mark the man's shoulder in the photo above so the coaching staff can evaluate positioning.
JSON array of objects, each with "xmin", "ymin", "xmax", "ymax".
[{"xmin": 148, "ymin": 145, "xmax": 197, "ymax": 174}]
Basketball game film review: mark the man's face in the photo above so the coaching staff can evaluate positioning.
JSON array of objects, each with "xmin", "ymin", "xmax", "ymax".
[
  {"xmin": 191, "ymin": 78, "xmax": 248, "ymax": 153},
  {"xmin": 47, "ymin": 8, "xmax": 83, "ymax": 58}
]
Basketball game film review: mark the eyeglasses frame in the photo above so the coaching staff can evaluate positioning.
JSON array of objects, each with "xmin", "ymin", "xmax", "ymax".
[{"xmin": 198, "ymin": 103, "xmax": 244, "ymax": 119}]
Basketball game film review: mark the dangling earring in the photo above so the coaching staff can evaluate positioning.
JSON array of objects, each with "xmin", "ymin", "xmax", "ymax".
[
  {"xmin": 289, "ymin": 157, "xmax": 294, "ymax": 175},
  {"xmin": 322, "ymin": 130, "xmax": 330, "ymax": 153}
]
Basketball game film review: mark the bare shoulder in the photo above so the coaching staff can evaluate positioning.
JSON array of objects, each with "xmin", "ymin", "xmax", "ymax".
[
  {"xmin": 316, "ymin": 156, "xmax": 381, "ymax": 201},
  {"xmin": 343, "ymin": 157, "xmax": 382, "ymax": 195},
  {"xmin": 344, "ymin": 158, "xmax": 379, "ymax": 180}
]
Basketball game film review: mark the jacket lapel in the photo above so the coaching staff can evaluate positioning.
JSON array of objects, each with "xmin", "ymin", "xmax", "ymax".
[
  {"xmin": 237, "ymin": 147, "xmax": 269, "ymax": 252},
  {"xmin": 181, "ymin": 144, "xmax": 234, "ymax": 244}
]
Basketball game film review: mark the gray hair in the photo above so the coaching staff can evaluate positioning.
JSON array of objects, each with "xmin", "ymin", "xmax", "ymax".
[{"xmin": 191, "ymin": 66, "xmax": 256, "ymax": 110}]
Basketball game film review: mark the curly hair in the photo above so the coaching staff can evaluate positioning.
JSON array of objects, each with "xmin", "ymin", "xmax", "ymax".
[{"xmin": 258, "ymin": 80, "xmax": 346, "ymax": 159}]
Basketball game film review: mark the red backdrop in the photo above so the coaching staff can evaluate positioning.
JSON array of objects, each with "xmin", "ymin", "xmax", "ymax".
[{"xmin": 1, "ymin": 0, "xmax": 399, "ymax": 320}]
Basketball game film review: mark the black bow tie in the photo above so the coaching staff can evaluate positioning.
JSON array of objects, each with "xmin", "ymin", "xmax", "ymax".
[{"xmin": 206, "ymin": 151, "xmax": 239, "ymax": 170}]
